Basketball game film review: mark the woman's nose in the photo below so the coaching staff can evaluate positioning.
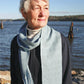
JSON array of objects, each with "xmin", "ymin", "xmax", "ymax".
[{"xmin": 39, "ymin": 8, "xmax": 45, "ymax": 17}]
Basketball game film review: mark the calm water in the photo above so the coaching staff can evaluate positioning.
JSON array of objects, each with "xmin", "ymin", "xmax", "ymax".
[{"xmin": 0, "ymin": 21, "xmax": 84, "ymax": 70}]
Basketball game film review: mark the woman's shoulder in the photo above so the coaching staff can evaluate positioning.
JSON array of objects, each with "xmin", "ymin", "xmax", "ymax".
[
  {"xmin": 11, "ymin": 35, "xmax": 18, "ymax": 48},
  {"xmin": 61, "ymin": 33, "xmax": 70, "ymax": 46}
]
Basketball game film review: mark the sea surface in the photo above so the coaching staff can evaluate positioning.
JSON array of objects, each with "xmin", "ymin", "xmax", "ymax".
[{"xmin": 0, "ymin": 21, "xmax": 84, "ymax": 70}]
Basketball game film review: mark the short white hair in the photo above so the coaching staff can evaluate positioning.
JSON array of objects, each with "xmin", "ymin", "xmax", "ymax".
[
  {"xmin": 19, "ymin": 0, "xmax": 30, "ymax": 13},
  {"xmin": 19, "ymin": 0, "xmax": 49, "ymax": 13}
]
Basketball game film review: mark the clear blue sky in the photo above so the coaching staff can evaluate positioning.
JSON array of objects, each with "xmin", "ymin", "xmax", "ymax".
[{"xmin": 0, "ymin": 0, "xmax": 84, "ymax": 19}]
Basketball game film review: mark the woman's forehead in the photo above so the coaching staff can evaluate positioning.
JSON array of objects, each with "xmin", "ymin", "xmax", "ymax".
[
  {"xmin": 31, "ymin": 0, "xmax": 48, "ymax": 3},
  {"xmin": 30, "ymin": 0, "xmax": 49, "ymax": 7}
]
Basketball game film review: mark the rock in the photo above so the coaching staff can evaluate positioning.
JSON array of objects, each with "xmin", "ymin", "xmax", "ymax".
[
  {"xmin": 72, "ymin": 70, "xmax": 77, "ymax": 75},
  {"xmin": 72, "ymin": 81, "xmax": 78, "ymax": 84},
  {"xmin": 79, "ymin": 80, "xmax": 84, "ymax": 84},
  {"xmin": 72, "ymin": 69, "xmax": 84, "ymax": 84},
  {"xmin": 0, "ymin": 71, "xmax": 11, "ymax": 84},
  {"xmin": 0, "ymin": 70, "xmax": 84, "ymax": 84},
  {"xmin": 80, "ymin": 70, "xmax": 84, "ymax": 76},
  {"xmin": 0, "ymin": 78, "xmax": 10, "ymax": 84},
  {"xmin": 78, "ymin": 77, "xmax": 84, "ymax": 81}
]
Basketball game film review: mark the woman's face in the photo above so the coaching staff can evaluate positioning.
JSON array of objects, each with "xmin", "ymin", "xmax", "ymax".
[{"xmin": 22, "ymin": 0, "xmax": 49, "ymax": 30}]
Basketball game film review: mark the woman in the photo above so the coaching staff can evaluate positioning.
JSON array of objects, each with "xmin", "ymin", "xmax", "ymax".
[{"xmin": 10, "ymin": 0, "xmax": 72, "ymax": 84}]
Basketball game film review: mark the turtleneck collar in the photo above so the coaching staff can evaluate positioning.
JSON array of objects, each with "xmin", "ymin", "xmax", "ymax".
[{"xmin": 26, "ymin": 25, "xmax": 41, "ymax": 39}]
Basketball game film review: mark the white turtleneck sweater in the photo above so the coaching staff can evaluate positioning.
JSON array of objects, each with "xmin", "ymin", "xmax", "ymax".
[{"xmin": 26, "ymin": 26, "xmax": 41, "ymax": 39}]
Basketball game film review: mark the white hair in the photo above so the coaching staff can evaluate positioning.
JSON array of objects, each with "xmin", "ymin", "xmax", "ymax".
[
  {"xmin": 19, "ymin": 0, "xmax": 30, "ymax": 13},
  {"xmin": 19, "ymin": 0, "xmax": 49, "ymax": 13}
]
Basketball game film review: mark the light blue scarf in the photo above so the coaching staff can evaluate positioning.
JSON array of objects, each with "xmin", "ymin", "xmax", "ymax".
[{"xmin": 17, "ymin": 23, "xmax": 62, "ymax": 84}]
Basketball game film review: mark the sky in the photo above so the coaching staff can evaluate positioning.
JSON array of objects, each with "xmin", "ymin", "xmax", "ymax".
[{"xmin": 0, "ymin": 0, "xmax": 84, "ymax": 19}]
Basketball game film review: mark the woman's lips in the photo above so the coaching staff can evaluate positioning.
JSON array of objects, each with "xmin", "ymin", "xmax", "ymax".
[{"xmin": 38, "ymin": 19, "xmax": 45, "ymax": 21}]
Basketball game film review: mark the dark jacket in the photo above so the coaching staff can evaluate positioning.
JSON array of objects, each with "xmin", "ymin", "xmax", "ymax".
[{"xmin": 10, "ymin": 34, "xmax": 72, "ymax": 84}]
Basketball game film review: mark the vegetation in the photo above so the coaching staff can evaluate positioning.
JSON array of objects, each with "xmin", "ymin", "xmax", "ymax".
[
  {"xmin": 0, "ymin": 15, "xmax": 84, "ymax": 21},
  {"xmin": 48, "ymin": 15, "xmax": 84, "ymax": 21}
]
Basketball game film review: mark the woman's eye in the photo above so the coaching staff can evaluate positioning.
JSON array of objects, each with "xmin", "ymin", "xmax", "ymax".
[
  {"xmin": 35, "ymin": 7, "xmax": 39, "ymax": 9},
  {"xmin": 45, "ymin": 7, "xmax": 49, "ymax": 10},
  {"xmin": 44, "ymin": 6, "xmax": 49, "ymax": 10}
]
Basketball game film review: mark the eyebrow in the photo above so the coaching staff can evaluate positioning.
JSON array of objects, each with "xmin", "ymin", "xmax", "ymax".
[
  {"xmin": 34, "ymin": 5, "xmax": 49, "ymax": 7},
  {"xmin": 33, "ymin": 0, "xmax": 48, "ymax": 3}
]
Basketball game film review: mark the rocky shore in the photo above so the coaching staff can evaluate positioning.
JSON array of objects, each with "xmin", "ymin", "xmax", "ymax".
[
  {"xmin": 72, "ymin": 69, "xmax": 84, "ymax": 84},
  {"xmin": 0, "ymin": 71, "xmax": 11, "ymax": 84},
  {"xmin": 0, "ymin": 69, "xmax": 84, "ymax": 84}
]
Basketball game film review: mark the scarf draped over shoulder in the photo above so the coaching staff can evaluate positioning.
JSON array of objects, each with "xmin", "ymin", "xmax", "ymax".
[{"xmin": 17, "ymin": 23, "xmax": 62, "ymax": 84}]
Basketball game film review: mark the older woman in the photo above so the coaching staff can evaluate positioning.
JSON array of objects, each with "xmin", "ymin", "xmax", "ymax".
[{"xmin": 10, "ymin": 0, "xmax": 72, "ymax": 84}]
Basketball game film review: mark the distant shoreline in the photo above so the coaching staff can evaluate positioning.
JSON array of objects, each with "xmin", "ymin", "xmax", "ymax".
[
  {"xmin": 0, "ymin": 15, "xmax": 84, "ymax": 21},
  {"xmin": 48, "ymin": 15, "xmax": 84, "ymax": 21}
]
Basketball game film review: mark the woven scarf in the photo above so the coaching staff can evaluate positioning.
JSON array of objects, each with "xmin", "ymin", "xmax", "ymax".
[{"xmin": 17, "ymin": 23, "xmax": 62, "ymax": 84}]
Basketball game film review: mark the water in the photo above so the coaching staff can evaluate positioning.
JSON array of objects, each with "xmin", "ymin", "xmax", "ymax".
[{"xmin": 0, "ymin": 21, "xmax": 84, "ymax": 70}]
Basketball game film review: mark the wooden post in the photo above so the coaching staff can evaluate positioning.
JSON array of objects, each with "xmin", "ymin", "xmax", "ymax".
[
  {"xmin": 0, "ymin": 21, "xmax": 3, "ymax": 29},
  {"xmin": 68, "ymin": 22, "xmax": 73, "ymax": 39}
]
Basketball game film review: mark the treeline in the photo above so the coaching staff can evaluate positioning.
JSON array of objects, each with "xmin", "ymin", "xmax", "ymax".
[
  {"xmin": 0, "ymin": 15, "xmax": 84, "ymax": 21},
  {"xmin": 48, "ymin": 15, "xmax": 84, "ymax": 21}
]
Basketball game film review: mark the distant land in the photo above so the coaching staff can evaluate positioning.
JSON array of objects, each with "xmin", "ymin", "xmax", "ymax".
[
  {"xmin": 49, "ymin": 15, "xmax": 84, "ymax": 21},
  {"xmin": 0, "ymin": 15, "xmax": 84, "ymax": 21}
]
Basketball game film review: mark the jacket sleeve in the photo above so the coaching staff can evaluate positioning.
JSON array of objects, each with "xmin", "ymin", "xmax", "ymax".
[
  {"xmin": 10, "ymin": 36, "xmax": 18, "ymax": 84},
  {"xmin": 61, "ymin": 34, "xmax": 72, "ymax": 84}
]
